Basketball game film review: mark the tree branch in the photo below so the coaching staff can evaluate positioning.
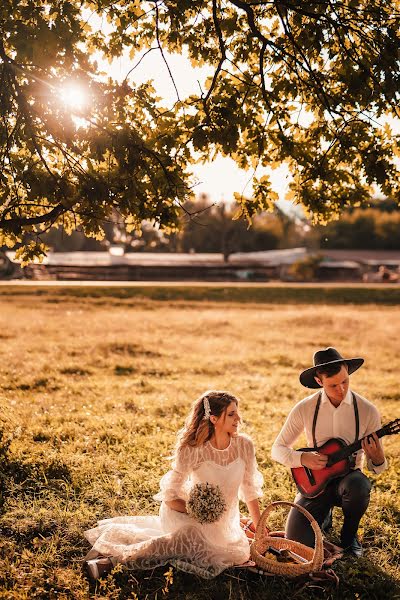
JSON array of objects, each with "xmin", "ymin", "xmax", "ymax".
[
  {"xmin": 154, "ymin": 2, "xmax": 181, "ymax": 103},
  {"xmin": 204, "ymin": 0, "xmax": 227, "ymax": 103},
  {"xmin": 0, "ymin": 204, "xmax": 65, "ymax": 233}
]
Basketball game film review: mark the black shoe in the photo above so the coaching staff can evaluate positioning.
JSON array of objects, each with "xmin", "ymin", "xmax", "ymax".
[
  {"xmin": 321, "ymin": 509, "xmax": 333, "ymax": 533},
  {"xmin": 342, "ymin": 538, "xmax": 364, "ymax": 558}
]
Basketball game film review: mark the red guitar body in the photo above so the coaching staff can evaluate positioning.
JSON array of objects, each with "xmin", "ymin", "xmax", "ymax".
[{"xmin": 291, "ymin": 438, "xmax": 352, "ymax": 498}]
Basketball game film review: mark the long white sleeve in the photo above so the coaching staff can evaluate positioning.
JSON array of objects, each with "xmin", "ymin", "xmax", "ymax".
[
  {"xmin": 271, "ymin": 402, "xmax": 306, "ymax": 468},
  {"xmin": 153, "ymin": 446, "xmax": 195, "ymax": 502},
  {"xmin": 238, "ymin": 436, "xmax": 264, "ymax": 502}
]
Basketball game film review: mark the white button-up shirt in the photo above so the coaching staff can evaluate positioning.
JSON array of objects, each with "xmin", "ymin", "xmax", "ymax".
[{"xmin": 271, "ymin": 389, "xmax": 388, "ymax": 474}]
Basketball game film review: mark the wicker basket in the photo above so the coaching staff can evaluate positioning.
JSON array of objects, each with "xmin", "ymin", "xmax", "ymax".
[{"xmin": 250, "ymin": 501, "xmax": 324, "ymax": 577}]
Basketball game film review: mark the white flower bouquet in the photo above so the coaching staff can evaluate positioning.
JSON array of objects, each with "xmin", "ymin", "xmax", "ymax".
[{"xmin": 187, "ymin": 482, "xmax": 226, "ymax": 524}]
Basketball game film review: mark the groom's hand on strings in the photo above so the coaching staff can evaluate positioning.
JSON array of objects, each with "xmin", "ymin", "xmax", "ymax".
[
  {"xmin": 362, "ymin": 432, "xmax": 385, "ymax": 466},
  {"xmin": 301, "ymin": 452, "xmax": 328, "ymax": 470}
]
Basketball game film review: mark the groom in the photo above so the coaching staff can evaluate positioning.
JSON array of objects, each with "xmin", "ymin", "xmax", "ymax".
[{"xmin": 271, "ymin": 347, "xmax": 387, "ymax": 557}]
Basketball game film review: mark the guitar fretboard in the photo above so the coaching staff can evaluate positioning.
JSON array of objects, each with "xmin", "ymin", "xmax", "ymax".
[{"xmin": 328, "ymin": 427, "xmax": 386, "ymax": 466}]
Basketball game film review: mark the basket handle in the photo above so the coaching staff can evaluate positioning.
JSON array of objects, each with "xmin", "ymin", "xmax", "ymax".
[{"xmin": 255, "ymin": 501, "xmax": 324, "ymax": 568}]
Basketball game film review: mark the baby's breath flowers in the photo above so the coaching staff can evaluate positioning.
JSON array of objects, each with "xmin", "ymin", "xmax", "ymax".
[{"xmin": 187, "ymin": 482, "xmax": 226, "ymax": 524}]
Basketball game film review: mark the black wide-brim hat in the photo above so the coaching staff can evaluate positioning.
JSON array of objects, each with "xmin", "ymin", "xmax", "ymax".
[{"xmin": 299, "ymin": 347, "xmax": 364, "ymax": 389}]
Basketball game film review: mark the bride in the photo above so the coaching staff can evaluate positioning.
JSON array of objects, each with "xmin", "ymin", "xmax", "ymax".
[{"xmin": 84, "ymin": 390, "xmax": 264, "ymax": 579}]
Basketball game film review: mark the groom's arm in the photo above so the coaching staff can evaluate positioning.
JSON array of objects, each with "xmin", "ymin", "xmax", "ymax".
[{"xmin": 271, "ymin": 402, "xmax": 306, "ymax": 468}]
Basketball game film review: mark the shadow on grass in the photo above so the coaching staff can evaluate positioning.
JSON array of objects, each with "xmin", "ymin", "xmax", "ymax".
[{"xmin": 84, "ymin": 555, "xmax": 400, "ymax": 600}]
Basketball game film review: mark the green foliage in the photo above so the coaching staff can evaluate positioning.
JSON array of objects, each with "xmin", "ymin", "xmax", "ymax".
[
  {"xmin": 285, "ymin": 254, "xmax": 322, "ymax": 281},
  {"xmin": 0, "ymin": 1, "xmax": 400, "ymax": 260},
  {"xmin": 320, "ymin": 207, "xmax": 400, "ymax": 250}
]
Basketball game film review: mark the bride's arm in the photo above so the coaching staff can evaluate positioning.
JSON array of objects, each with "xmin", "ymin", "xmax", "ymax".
[
  {"xmin": 155, "ymin": 446, "xmax": 195, "ymax": 508},
  {"xmin": 246, "ymin": 498, "xmax": 261, "ymax": 528},
  {"xmin": 238, "ymin": 435, "xmax": 264, "ymax": 531},
  {"xmin": 165, "ymin": 499, "xmax": 187, "ymax": 513}
]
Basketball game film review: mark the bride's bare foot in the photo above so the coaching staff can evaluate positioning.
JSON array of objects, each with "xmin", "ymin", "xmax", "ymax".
[{"xmin": 85, "ymin": 557, "xmax": 114, "ymax": 580}]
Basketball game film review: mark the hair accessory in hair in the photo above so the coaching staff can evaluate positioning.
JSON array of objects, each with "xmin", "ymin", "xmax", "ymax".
[{"xmin": 203, "ymin": 396, "xmax": 211, "ymax": 420}]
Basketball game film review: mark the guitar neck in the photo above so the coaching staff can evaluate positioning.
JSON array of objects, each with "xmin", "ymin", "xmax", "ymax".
[{"xmin": 329, "ymin": 427, "xmax": 386, "ymax": 464}]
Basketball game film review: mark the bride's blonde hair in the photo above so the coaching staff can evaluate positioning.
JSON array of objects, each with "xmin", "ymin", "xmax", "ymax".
[{"xmin": 176, "ymin": 390, "xmax": 239, "ymax": 451}]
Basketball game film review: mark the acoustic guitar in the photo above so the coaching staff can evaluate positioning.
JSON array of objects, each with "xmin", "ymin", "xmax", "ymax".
[{"xmin": 291, "ymin": 418, "xmax": 400, "ymax": 498}]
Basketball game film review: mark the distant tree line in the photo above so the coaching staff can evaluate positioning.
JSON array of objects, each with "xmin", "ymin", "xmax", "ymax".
[
  {"xmin": 10, "ymin": 196, "xmax": 400, "ymax": 257},
  {"xmin": 317, "ymin": 199, "xmax": 400, "ymax": 250},
  {"xmin": 38, "ymin": 194, "xmax": 305, "ymax": 257}
]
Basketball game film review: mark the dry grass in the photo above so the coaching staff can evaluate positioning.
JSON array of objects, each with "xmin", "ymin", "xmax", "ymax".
[{"xmin": 0, "ymin": 289, "xmax": 399, "ymax": 599}]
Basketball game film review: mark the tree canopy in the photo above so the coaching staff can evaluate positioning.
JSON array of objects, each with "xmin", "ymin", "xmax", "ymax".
[{"xmin": 1, "ymin": 0, "xmax": 399, "ymax": 261}]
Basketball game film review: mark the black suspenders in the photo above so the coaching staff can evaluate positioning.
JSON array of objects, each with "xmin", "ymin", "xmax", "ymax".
[
  {"xmin": 312, "ymin": 393, "xmax": 322, "ymax": 449},
  {"xmin": 353, "ymin": 392, "xmax": 360, "ymax": 442},
  {"xmin": 312, "ymin": 391, "xmax": 360, "ymax": 448}
]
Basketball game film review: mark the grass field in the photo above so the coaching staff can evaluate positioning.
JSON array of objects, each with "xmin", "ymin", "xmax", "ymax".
[{"xmin": 0, "ymin": 286, "xmax": 399, "ymax": 600}]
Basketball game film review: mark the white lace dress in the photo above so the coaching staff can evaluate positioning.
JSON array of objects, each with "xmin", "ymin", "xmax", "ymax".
[{"xmin": 84, "ymin": 434, "xmax": 263, "ymax": 579}]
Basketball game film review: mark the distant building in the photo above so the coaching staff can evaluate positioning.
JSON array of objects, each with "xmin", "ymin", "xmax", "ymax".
[{"xmin": 3, "ymin": 248, "xmax": 400, "ymax": 282}]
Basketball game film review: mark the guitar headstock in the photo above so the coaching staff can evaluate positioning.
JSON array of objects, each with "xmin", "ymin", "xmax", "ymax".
[{"xmin": 382, "ymin": 418, "xmax": 400, "ymax": 436}]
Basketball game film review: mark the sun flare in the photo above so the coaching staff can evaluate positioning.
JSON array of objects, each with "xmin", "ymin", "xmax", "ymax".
[{"xmin": 61, "ymin": 84, "xmax": 88, "ymax": 110}]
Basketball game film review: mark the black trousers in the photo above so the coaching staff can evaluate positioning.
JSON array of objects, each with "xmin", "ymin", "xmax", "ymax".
[{"xmin": 286, "ymin": 470, "xmax": 372, "ymax": 548}]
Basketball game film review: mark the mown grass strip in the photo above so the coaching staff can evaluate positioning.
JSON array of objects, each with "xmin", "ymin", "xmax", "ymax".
[{"xmin": 1, "ymin": 285, "xmax": 400, "ymax": 304}]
